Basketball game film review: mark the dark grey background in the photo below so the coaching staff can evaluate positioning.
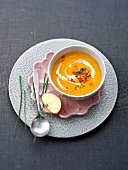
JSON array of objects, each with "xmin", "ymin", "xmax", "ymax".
[{"xmin": 0, "ymin": 0, "xmax": 128, "ymax": 170}]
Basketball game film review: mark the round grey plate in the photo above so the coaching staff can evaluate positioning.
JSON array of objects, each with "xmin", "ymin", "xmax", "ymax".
[{"xmin": 9, "ymin": 38, "xmax": 118, "ymax": 138}]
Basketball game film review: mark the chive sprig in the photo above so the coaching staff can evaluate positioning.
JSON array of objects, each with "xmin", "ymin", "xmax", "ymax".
[{"xmin": 13, "ymin": 75, "xmax": 23, "ymax": 133}]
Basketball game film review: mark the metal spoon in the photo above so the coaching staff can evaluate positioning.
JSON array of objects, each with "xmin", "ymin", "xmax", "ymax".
[{"xmin": 30, "ymin": 70, "xmax": 50, "ymax": 137}]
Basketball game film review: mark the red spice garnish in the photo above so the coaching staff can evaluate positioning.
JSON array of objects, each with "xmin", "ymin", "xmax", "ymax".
[
  {"xmin": 71, "ymin": 78, "xmax": 75, "ymax": 83},
  {"xmin": 72, "ymin": 70, "xmax": 76, "ymax": 74},
  {"xmin": 72, "ymin": 67, "xmax": 91, "ymax": 85},
  {"xmin": 62, "ymin": 55, "xmax": 65, "ymax": 62},
  {"xmin": 75, "ymin": 85, "xmax": 79, "ymax": 90},
  {"xmin": 77, "ymin": 77, "xmax": 84, "ymax": 83},
  {"xmin": 90, "ymin": 82, "xmax": 94, "ymax": 86},
  {"xmin": 85, "ymin": 76, "xmax": 90, "ymax": 81}
]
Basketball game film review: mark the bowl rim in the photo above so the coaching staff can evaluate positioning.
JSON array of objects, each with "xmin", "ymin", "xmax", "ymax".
[{"xmin": 48, "ymin": 45, "xmax": 106, "ymax": 100}]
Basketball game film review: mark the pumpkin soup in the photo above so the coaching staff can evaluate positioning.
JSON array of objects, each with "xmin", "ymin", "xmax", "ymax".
[{"xmin": 52, "ymin": 52, "xmax": 102, "ymax": 96}]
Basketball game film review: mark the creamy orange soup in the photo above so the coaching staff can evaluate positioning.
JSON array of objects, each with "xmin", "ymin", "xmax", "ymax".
[{"xmin": 52, "ymin": 52, "xmax": 102, "ymax": 96}]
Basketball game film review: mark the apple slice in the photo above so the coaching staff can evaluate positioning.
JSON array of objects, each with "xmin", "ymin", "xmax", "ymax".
[{"xmin": 42, "ymin": 93, "xmax": 61, "ymax": 114}]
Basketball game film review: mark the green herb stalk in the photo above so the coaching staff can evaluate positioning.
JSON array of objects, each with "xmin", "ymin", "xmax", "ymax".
[
  {"xmin": 13, "ymin": 75, "xmax": 23, "ymax": 133},
  {"xmin": 24, "ymin": 90, "xmax": 27, "ymax": 129}
]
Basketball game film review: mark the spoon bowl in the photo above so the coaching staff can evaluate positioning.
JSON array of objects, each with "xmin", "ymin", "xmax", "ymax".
[{"xmin": 30, "ymin": 117, "xmax": 50, "ymax": 137}]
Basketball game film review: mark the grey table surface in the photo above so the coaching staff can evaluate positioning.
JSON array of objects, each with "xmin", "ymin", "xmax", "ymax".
[{"xmin": 0, "ymin": 0, "xmax": 128, "ymax": 170}]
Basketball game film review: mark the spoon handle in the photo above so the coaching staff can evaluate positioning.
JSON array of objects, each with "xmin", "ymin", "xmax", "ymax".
[{"xmin": 33, "ymin": 70, "xmax": 40, "ymax": 112}]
